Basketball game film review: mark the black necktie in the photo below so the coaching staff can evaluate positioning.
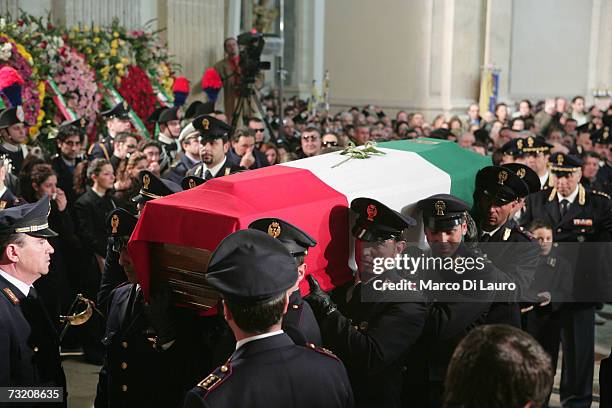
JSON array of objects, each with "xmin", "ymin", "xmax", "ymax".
[
  {"xmin": 480, "ymin": 233, "xmax": 491, "ymax": 242},
  {"xmin": 204, "ymin": 170, "xmax": 213, "ymax": 180},
  {"xmin": 27, "ymin": 287, "xmax": 38, "ymax": 300},
  {"xmin": 560, "ymin": 199, "xmax": 570, "ymax": 217}
]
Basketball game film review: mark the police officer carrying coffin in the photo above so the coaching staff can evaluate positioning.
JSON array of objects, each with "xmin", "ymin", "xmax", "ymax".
[
  {"xmin": 183, "ymin": 229, "xmax": 354, "ymax": 408},
  {"xmin": 305, "ymin": 198, "xmax": 428, "ymax": 408},
  {"xmin": 88, "ymin": 102, "xmax": 132, "ymax": 161},
  {"xmin": 95, "ymin": 208, "xmax": 188, "ymax": 408},
  {"xmin": 186, "ymin": 115, "xmax": 242, "ymax": 180},
  {"xmin": 404, "ymin": 193, "xmax": 503, "ymax": 407},
  {"xmin": 249, "ymin": 218, "xmax": 322, "ymax": 346},
  {"xmin": 472, "ymin": 165, "xmax": 539, "ymax": 327},
  {"xmin": 523, "ymin": 152, "xmax": 612, "ymax": 407},
  {"xmin": 0, "ymin": 196, "xmax": 66, "ymax": 406}
]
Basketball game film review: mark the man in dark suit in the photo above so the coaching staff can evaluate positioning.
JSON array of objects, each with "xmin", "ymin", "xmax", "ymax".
[
  {"xmin": 226, "ymin": 128, "xmax": 270, "ymax": 170},
  {"xmin": 88, "ymin": 102, "xmax": 132, "ymax": 160},
  {"xmin": 51, "ymin": 118, "xmax": 86, "ymax": 209},
  {"xmin": 306, "ymin": 198, "xmax": 428, "ymax": 408},
  {"xmin": 183, "ymin": 229, "xmax": 354, "ymax": 408},
  {"xmin": 163, "ymin": 124, "xmax": 202, "ymax": 184},
  {"xmin": 472, "ymin": 165, "xmax": 539, "ymax": 327},
  {"xmin": 249, "ymin": 217, "xmax": 322, "ymax": 346},
  {"xmin": 0, "ymin": 196, "xmax": 66, "ymax": 406},
  {"xmin": 186, "ymin": 115, "xmax": 242, "ymax": 180},
  {"xmin": 523, "ymin": 152, "xmax": 612, "ymax": 408}
]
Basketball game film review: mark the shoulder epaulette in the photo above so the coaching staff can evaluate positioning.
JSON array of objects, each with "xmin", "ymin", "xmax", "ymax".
[
  {"xmin": 591, "ymin": 190, "xmax": 611, "ymax": 199},
  {"xmin": 197, "ymin": 363, "xmax": 232, "ymax": 395},
  {"xmin": 2, "ymin": 287, "xmax": 20, "ymax": 305},
  {"xmin": 306, "ymin": 343, "xmax": 340, "ymax": 361}
]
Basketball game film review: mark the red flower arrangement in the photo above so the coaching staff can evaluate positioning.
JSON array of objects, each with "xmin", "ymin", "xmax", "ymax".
[{"xmin": 116, "ymin": 65, "xmax": 156, "ymax": 133}]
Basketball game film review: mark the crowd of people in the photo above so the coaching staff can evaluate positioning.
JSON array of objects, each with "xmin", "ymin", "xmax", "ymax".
[{"xmin": 0, "ymin": 42, "xmax": 612, "ymax": 407}]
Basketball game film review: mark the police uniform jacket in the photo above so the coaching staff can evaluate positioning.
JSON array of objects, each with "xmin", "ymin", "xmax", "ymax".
[
  {"xmin": 596, "ymin": 162, "xmax": 612, "ymax": 196},
  {"xmin": 88, "ymin": 134, "xmax": 113, "ymax": 161},
  {"xmin": 0, "ymin": 186, "xmax": 20, "ymax": 210},
  {"xmin": 51, "ymin": 154, "xmax": 82, "ymax": 207},
  {"xmin": 322, "ymin": 269, "xmax": 428, "ymax": 408},
  {"xmin": 0, "ymin": 143, "xmax": 27, "ymax": 175},
  {"xmin": 186, "ymin": 159, "xmax": 242, "ymax": 180},
  {"xmin": 523, "ymin": 185, "xmax": 612, "ymax": 301},
  {"xmin": 182, "ymin": 333, "xmax": 354, "ymax": 408},
  {"xmin": 283, "ymin": 290, "xmax": 322, "ymax": 347},
  {"xmin": 0, "ymin": 274, "xmax": 66, "ymax": 403}
]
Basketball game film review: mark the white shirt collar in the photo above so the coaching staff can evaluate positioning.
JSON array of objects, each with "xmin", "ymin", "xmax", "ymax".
[
  {"xmin": 1, "ymin": 142, "xmax": 19, "ymax": 153},
  {"xmin": 538, "ymin": 171, "xmax": 549, "ymax": 189},
  {"xmin": 557, "ymin": 185, "xmax": 579, "ymax": 204},
  {"xmin": 0, "ymin": 269, "xmax": 33, "ymax": 297},
  {"xmin": 206, "ymin": 157, "xmax": 227, "ymax": 177},
  {"xmin": 235, "ymin": 330, "xmax": 284, "ymax": 351},
  {"xmin": 482, "ymin": 224, "xmax": 503, "ymax": 238},
  {"xmin": 0, "ymin": 185, "xmax": 7, "ymax": 199}
]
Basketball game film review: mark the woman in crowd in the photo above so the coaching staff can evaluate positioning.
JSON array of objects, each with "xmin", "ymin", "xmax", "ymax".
[
  {"xmin": 73, "ymin": 158, "xmax": 117, "ymax": 364},
  {"xmin": 260, "ymin": 143, "xmax": 280, "ymax": 165},
  {"xmin": 113, "ymin": 151, "xmax": 148, "ymax": 214}
]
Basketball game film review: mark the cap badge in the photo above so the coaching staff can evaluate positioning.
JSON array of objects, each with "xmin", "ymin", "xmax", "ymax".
[
  {"xmin": 0, "ymin": 201, "xmax": 6, "ymax": 210},
  {"xmin": 143, "ymin": 174, "xmax": 151, "ymax": 190},
  {"xmin": 517, "ymin": 168, "xmax": 526, "ymax": 178},
  {"xmin": 188, "ymin": 179, "xmax": 196, "ymax": 189},
  {"xmin": 123, "ymin": 101, "xmax": 129, "ymax": 111},
  {"xmin": 111, "ymin": 214, "xmax": 120, "ymax": 234},
  {"xmin": 516, "ymin": 139, "xmax": 523, "ymax": 150},
  {"xmin": 557, "ymin": 154, "xmax": 564, "ymax": 166},
  {"xmin": 434, "ymin": 200, "xmax": 445, "ymax": 216},
  {"xmin": 202, "ymin": 118, "xmax": 210, "ymax": 130},
  {"xmin": 267, "ymin": 221, "xmax": 281, "ymax": 238},
  {"xmin": 366, "ymin": 204, "xmax": 377, "ymax": 221},
  {"xmin": 498, "ymin": 170, "xmax": 508, "ymax": 185},
  {"xmin": 604, "ymin": 128, "xmax": 609, "ymax": 140},
  {"xmin": 16, "ymin": 106, "xmax": 25, "ymax": 122},
  {"xmin": 527, "ymin": 137, "xmax": 534, "ymax": 147}
]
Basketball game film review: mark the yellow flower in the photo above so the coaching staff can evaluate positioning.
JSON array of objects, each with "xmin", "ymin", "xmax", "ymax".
[
  {"xmin": 121, "ymin": 57, "xmax": 129, "ymax": 64},
  {"xmin": 115, "ymin": 63, "xmax": 123, "ymax": 69},
  {"xmin": 115, "ymin": 76, "xmax": 122, "ymax": 85},
  {"xmin": 93, "ymin": 37, "xmax": 100, "ymax": 43},
  {"xmin": 86, "ymin": 47, "xmax": 92, "ymax": 54},
  {"xmin": 83, "ymin": 26, "xmax": 90, "ymax": 32},
  {"xmin": 113, "ymin": 31, "xmax": 119, "ymax": 38},
  {"xmin": 72, "ymin": 25, "xmax": 79, "ymax": 32},
  {"xmin": 68, "ymin": 33, "xmax": 75, "ymax": 40},
  {"xmin": 110, "ymin": 49, "xmax": 117, "ymax": 57},
  {"xmin": 111, "ymin": 39, "xmax": 118, "ymax": 49},
  {"xmin": 93, "ymin": 26, "xmax": 100, "ymax": 33},
  {"xmin": 99, "ymin": 52, "xmax": 106, "ymax": 58},
  {"xmin": 118, "ymin": 69, "xmax": 125, "ymax": 77}
]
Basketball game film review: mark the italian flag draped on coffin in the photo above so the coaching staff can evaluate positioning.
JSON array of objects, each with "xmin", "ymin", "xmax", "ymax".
[{"xmin": 130, "ymin": 139, "xmax": 491, "ymax": 302}]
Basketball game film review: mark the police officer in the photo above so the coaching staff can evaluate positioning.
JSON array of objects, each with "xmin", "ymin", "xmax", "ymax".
[
  {"xmin": 131, "ymin": 170, "xmax": 182, "ymax": 214},
  {"xmin": 0, "ymin": 196, "xmax": 66, "ymax": 406},
  {"xmin": 186, "ymin": 115, "xmax": 242, "ymax": 180},
  {"xmin": 183, "ymin": 229, "xmax": 354, "ymax": 408},
  {"xmin": 472, "ymin": 165, "xmax": 539, "ymax": 327},
  {"xmin": 95, "ymin": 208, "xmax": 189, "ymax": 408},
  {"xmin": 523, "ymin": 152, "xmax": 612, "ymax": 407},
  {"xmin": 403, "ymin": 193, "xmax": 503, "ymax": 407},
  {"xmin": 249, "ymin": 217, "xmax": 322, "ymax": 346},
  {"xmin": 163, "ymin": 124, "xmax": 202, "ymax": 184},
  {"xmin": 592, "ymin": 123, "xmax": 612, "ymax": 195},
  {"xmin": 88, "ymin": 102, "xmax": 132, "ymax": 160},
  {"xmin": 181, "ymin": 175, "xmax": 205, "ymax": 190},
  {"xmin": 305, "ymin": 197, "xmax": 428, "ymax": 408},
  {"xmin": 0, "ymin": 107, "xmax": 29, "ymax": 175},
  {"xmin": 502, "ymin": 162, "xmax": 541, "ymax": 225},
  {"xmin": 51, "ymin": 117, "xmax": 86, "ymax": 208},
  {"xmin": 156, "ymin": 107, "xmax": 182, "ymax": 172}
]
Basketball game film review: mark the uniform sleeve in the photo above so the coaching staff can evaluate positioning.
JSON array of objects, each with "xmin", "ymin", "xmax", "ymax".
[
  {"xmin": 182, "ymin": 388, "xmax": 208, "ymax": 408},
  {"xmin": 0, "ymin": 319, "xmax": 11, "ymax": 385},
  {"xmin": 97, "ymin": 242, "xmax": 127, "ymax": 313},
  {"xmin": 319, "ymin": 302, "xmax": 428, "ymax": 375}
]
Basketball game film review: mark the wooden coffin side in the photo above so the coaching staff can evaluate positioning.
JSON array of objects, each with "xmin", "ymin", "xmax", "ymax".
[{"xmin": 149, "ymin": 243, "xmax": 220, "ymax": 312}]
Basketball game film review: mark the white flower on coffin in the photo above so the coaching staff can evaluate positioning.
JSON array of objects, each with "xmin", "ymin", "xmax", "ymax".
[{"xmin": 0, "ymin": 42, "xmax": 12, "ymax": 61}]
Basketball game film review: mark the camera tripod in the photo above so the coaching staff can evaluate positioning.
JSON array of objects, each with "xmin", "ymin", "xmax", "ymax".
[{"xmin": 231, "ymin": 83, "xmax": 274, "ymax": 137}]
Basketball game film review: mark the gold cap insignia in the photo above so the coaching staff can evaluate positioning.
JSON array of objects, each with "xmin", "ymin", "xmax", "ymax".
[
  {"xmin": 557, "ymin": 154, "xmax": 564, "ymax": 166},
  {"xmin": 498, "ymin": 170, "xmax": 508, "ymax": 185},
  {"xmin": 123, "ymin": 101, "xmax": 129, "ymax": 111},
  {"xmin": 516, "ymin": 139, "xmax": 523, "ymax": 150},
  {"xmin": 202, "ymin": 118, "xmax": 209, "ymax": 130},
  {"xmin": 267, "ymin": 221, "xmax": 281, "ymax": 238},
  {"xmin": 517, "ymin": 168, "xmax": 526, "ymax": 178},
  {"xmin": 0, "ymin": 200, "xmax": 6, "ymax": 210},
  {"xmin": 527, "ymin": 137, "xmax": 534, "ymax": 147},
  {"xmin": 502, "ymin": 227, "xmax": 511, "ymax": 241},
  {"xmin": 366, "ymin": 204, "xmax": 377, "ymax": 221},
  {"xmin": 111, "ymin": 214, "xmax": 120, "ymax": 234},
  {"xmin": 143, "ymin": 174, "xmax": 151, "ymax": 190},
  {"xmin": 188, "ymin": 179, "xmax": 196, "ymax": 189},
  {"xmin": 434, "ymin": 200, "xmax": 445, "ymax": 216},
  {"xmin": 604, "ymin": 127, "xmax": 609, "ymax": 140}
]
